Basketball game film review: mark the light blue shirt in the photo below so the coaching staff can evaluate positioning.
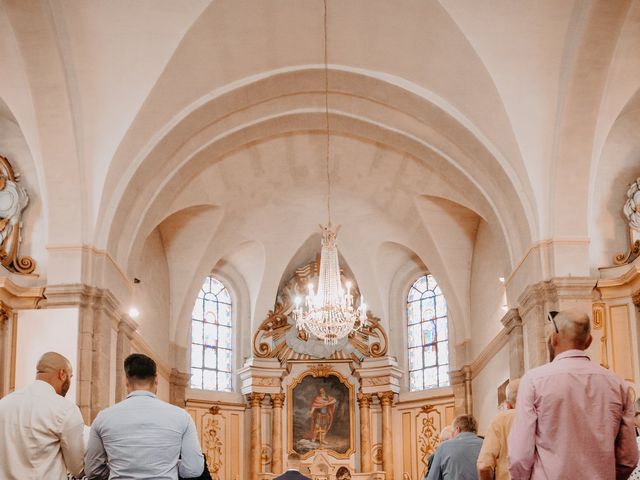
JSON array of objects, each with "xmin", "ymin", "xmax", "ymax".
[
  {"xmin": 426, "ymin": 431, "xmax": 483, "ymax": 480},
  {"xmin": 85, "ymin": 391, "xmax": 204, "ymax": 480}
]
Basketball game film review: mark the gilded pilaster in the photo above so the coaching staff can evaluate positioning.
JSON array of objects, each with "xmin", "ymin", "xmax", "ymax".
[
  {"xmin": 270, "ymin": 393, "xmax": 285, "ymax": 474},
  {"xmin": 378, "ymin": 391, "xmax": 395, "ymax": 480},
  {"xmin": 248, "ymin": 393, "xmax": 265, "ymax": 480},
  {"xmin": 357, "ymin": 392, "xmax": 373, "ymax": 472}
]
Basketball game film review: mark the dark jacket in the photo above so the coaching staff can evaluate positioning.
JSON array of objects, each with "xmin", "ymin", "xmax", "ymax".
[{"xmin": 274, "ymin": 470, "xmax": 312, "ymax": 480}]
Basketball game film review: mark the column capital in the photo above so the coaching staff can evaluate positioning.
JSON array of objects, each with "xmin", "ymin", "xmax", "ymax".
[
  {"xmin": 377, "ymin": 391, "xmax": 395, "ymax": 406},
  {"xmin": 357, "ymin": 392, "xmax": 373, "ymax": 407},
  {"xmin": 449, "ymin": 365, "xmax": 472, "ymax": 385},
  {"xmin": 500, "ymin": 308, "xmax": 522, "ymax": 332},
  {"xmin": 247, "ymin": 393, "xmax": 266, "ymax": 407},
  {"xmin": 169, "ymin": 368, "xmax": 190, "ymax": 388},
  {"xmin": 270, "ymin": 393, "xmax": 285, "ymax": 408},
  {"xmin": 0, "ymin": 301, "xmax": 9, "ymax": 326},
  {"xmin": 118, "ymin": 317, "xmax": 138, "ymax": 338}
]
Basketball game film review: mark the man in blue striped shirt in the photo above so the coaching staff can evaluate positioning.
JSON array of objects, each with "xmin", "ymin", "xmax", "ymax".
[{"xmin": 85, "ymin": 353, "xmax": 204, "ymax": 479}]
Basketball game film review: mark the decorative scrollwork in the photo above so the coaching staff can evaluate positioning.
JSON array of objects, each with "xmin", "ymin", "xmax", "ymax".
[
  {"xmin": 253, "ymin": 258, "xmax": 387, "ymax": 362},
  {"xmin": 0, "ymin": 156, "xmax": 35, "ymax": 274},
  {"xmin": 417, "ymin": 405, "xmax": 440, "ymax": 478},
  {"xmin": 202, "ymin": 410, "xmax": 223, "ymax": 480}
]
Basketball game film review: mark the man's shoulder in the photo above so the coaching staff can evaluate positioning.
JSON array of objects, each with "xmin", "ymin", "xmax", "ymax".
[
  {"xmin": 273, "ymin": 472, "xmax": 311, "ymax": 480},
  {"xmin": 98, "ymin": 394, "xmax": 189, "ymax": 420}
]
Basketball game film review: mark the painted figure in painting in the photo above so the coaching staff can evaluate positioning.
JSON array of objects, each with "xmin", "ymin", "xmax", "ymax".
[{"xmin": 307, "ymin": 388, "xmax": 336, "ymax": 445}]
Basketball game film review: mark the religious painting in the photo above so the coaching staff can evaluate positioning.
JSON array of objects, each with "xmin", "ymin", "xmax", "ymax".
[{"xmin": 288, "ymin": 367, "xmax": 354, "ymax": 459}]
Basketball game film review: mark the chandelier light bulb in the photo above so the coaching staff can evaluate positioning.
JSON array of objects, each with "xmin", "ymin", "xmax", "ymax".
[{"xmin": 128, "ymin": 307, "xmax": 140, "ymax": 319}]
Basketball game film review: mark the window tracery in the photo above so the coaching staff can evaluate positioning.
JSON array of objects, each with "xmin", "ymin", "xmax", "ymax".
[{"xmin": 190, "ymin": 276, "xmax": 233, "ymax": 392}]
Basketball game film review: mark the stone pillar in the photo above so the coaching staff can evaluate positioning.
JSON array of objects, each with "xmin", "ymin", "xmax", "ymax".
[
  {"xmin": 270, "ymin": 393, "xmax": 285, "ymax": 474},
  {"xmin": 450, "ymin": 365, "xmax": 472, "ymax": 416},
  {"xmin": 518, "ymin": 282, "xmax": 556, "ymax": 369},
  {"xmin": 248, "ymin": 393, "xmax": 265, "ymax": 480},
  {"xmin": 357, "ymin": 392, "xmax": 373, "ymax": 473},
  {"xmin": 115, "ymin": 319, "xmax": 136, "ymax": 401},
  {"xmin": 378, "ymin": 391, "xmax": 394, "ymax": 480},
  {"xmin": 169, "ymin": 369, "xmax": 191, "ymax": 407},
  {"xmin": 501, "ymin": 308, "xmax": 524, "ymax": 379}
]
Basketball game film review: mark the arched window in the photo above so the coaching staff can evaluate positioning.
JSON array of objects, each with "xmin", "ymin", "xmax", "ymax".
[
  {"xmin": 190, "ymin": 276, "xmax": 233, "ymax": 392},
  {"xmin": 407, "ymin": 274, "xmax": 449, "ymax": 391}
]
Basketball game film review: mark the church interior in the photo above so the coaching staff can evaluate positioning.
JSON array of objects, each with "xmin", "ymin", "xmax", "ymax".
[{"xmin": 1, "ymin": 1, "xmax": 640, "ymax": 479}]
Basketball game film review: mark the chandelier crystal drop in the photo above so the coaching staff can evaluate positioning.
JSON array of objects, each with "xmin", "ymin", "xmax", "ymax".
[{"xmin": 293, "ymin": 225, "xmax": 367, "ymax": 345}]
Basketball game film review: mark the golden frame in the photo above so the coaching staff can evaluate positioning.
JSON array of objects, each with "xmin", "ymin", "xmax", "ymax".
[{"xmin": 287, "ymin": 365, "xmax": 355, "ymax": 460}]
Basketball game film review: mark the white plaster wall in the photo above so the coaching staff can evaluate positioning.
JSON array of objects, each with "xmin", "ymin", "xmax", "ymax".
[
  {"xmin": 134, "ymin": 228, "xmax": 171, "ymax": 364},
  {"xmin": 471, "ymin": 344, "xmax": 509, "ymax": 435},
  {"xmin": 469, "ymin": 221, "xmax": 510, "ymax": 359},
  {"xmin": 15, "ymin": 308, "xmax": 79, "ymax": 402}
]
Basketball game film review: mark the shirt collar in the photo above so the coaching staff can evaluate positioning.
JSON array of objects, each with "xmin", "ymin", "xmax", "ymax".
[
  {"xmin": 456, "ymin": 431, "xmax": 477, "ymax": 439},
  {"xmin": 552, "ymin": 349, "xmax": 590, "ymax": 362},
  {"xmin": 33, "ymin": 379, "xmax": 56, "ymax": 394},
  {"xmin": 126, "ymin": 390, "xmax": 157, "ymax": 399}
]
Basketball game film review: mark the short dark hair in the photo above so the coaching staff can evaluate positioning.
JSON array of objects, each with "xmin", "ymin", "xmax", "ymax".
[
  {"xmin": 124, "ymin": 353, "xmax": 157, "ymax": 381},
  {"xmin": 453, "ymin": 414, "xmax": 478, "ymax": 433}
]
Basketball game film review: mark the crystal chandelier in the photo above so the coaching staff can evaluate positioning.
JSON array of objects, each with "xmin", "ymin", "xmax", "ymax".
[{"xmin": 292, "ymin": 0, "xmax": 368, "ymax": 345}]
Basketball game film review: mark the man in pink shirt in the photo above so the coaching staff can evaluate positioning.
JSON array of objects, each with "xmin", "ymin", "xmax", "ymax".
[{"xmin": 508, "ymin": 309, "xmax": 638, "ymax": 479}]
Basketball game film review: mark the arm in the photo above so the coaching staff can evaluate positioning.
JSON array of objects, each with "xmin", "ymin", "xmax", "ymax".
[
  {"xmin": 425, "ymin": 447, "xmax": 443, "ymax": 480},
  {"xmin": 178, "ymin": 413, "xmax": 205, "ymax": 478},
  {"xmin": 477, "ymin": 417, "xmax": 501, "ymax": 480},
  {"xmin": 508, "ymin": 375, "xmax": 536, "ymax": 480},
  {"xmin": 615, "ymin": 386, "xmax": 639, "ymax": 480},
  {"xmin": 84, "ymin": 420, "xmax": 109, "ymax": 480},
  {"xmin": 59, "ymin": 405, "xmax": 86, "ymax": 477}
]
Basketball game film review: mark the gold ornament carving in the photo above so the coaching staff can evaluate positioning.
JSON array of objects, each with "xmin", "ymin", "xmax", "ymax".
[
  {"xmin": 260, "ymin": 445, "xmax": 272, "ymax": 466},
  {"xmin": 202, "ymin": 409, "xmax": 223, "ymax": 480},
  {"xmin": 417, "ymin": 405, "xmax": 440, "ymax": 478},
  {"xmin": 357, "ymin": 392, "xmax": 372, "ymax": 407},
  {"xmin": 0, "ymin": 156, "xmax": 35, "ymax": 274},
  {"xmin": 632, "ymin": 289, "xmax": 640, "ymax": 308},
  {"xmin": 271, "ymin": 393, "xmax": 285, "ymax": 408},
  {"xmin": 377, "ymin": 391, "xmax": 394, "ymax": 406},
  {"xmin": 248, "ymin": 393, "xmax": 265, "ymax": 407},
  {"xmin": 253, "ymin": 377, "xmax": 278, "ymax": 387},
  {"xmin": 308, "ymin": 363, "xmax": 333, "ymax": 378},
  {"xmin": 252, "ymin": 258, "xmax": 388, "ymax": 362},
  {"xmin": 372, "ymin": 444, "xmax": 383, "ymax": 465}
]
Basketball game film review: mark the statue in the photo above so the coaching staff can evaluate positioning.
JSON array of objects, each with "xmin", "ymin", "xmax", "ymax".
[
  {"xmin": 0, "ymin": 155, "xmax": 35, "ymax": 274},
  {"xmin": 623, "ymin": 178, "xmax": 640, "ymax": 231}
]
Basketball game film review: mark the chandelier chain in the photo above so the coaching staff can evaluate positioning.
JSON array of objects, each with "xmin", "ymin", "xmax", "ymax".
[{"xmin": 323, "ymin": 0, "xmax": 331, "ymax": 225}]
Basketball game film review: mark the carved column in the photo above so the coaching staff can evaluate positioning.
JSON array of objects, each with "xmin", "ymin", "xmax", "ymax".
[
  {"xmin": 501, "ymin": 309, "xmax": 524, "ymax": 379},
  {"xmin": 248, "ymin": 393, "xmax": 265, "ymax": 480},
  {"xmin": 271, "ymin": 393, "xmax": 285, "ymax": 474},
  {"xmin": 358, "ymin": 393, "xmax": 373, "ymax": 473},
  {"xmin": 378, "ymin": 391, "xmax": 395, "ymax": 480},
  {"xmin": 115, "ymin": 319, "xmax": 136, "ymax": 401}
]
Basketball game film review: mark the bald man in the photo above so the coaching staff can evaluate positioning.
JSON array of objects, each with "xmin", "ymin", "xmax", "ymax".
[
  {"xmin": 0, "ymin": 352, "xmax": 85, "ymax": 479},
  {"xmin": 508, "ymin": 309, "xmax": 639, "ymax": 479}
]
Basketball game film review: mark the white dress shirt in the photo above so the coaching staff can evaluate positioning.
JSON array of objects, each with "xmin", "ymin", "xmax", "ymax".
[
  {"xmin": 84, "ymin": 390, "xmax": 204, "ymax": 480},
  {"xmin": 0, "ymin": 380, "xmax": 85, "ymax": 479}
]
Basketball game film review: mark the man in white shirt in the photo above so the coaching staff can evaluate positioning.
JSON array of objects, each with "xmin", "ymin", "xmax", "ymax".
[
  {"xmin": 85, "ymin": 353, "xmax": 204, "ymax": 479},
  {"xmin": 0, "ymin": 351, "xmax": 85, "ymax": 479}
]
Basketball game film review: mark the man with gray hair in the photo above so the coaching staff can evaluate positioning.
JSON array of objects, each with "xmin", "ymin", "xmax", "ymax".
[
  {"xmin": 426, "ymin": 415, "xmax": 483, "ymax": 480},
  {"xmin": 426, "ymin": 425, "xmax": 454, "ymax": 473},
  {"xmin": 509, "ymin": 309, "xmax": 638, "ymax": 479},
  {"xmin": 477, "ymin": 378, "xmax": 520, "ymax": 480}
]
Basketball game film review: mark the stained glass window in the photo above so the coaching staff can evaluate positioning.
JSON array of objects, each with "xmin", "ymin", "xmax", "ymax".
[
  {"xmin": 190, "ymin": 276, "xmax": 233, "ymax": 392},
  {"xmin": 407, "ymin": 274, "xmax": 449, "ymax": 391}
]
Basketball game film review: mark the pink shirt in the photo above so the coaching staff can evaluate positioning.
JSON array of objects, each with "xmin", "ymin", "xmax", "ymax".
[{"xmin": 508, "ymin": 350, "xmax": 638, "ymax": 480}]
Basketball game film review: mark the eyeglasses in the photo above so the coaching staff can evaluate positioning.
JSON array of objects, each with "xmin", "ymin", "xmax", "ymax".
[{"xmin": 548, "ymin": 311, "xmax": 559, "ymax": 333}]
